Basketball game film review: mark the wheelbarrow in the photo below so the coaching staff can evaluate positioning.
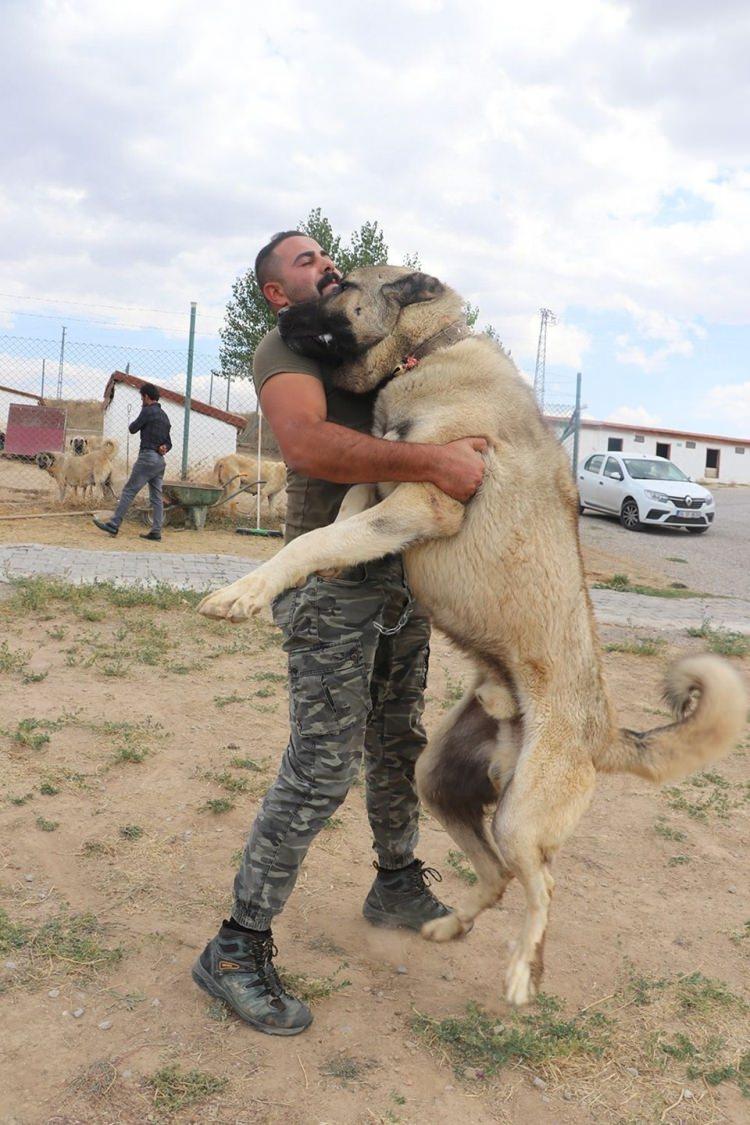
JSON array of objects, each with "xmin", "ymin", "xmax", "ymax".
[{"xmin": 136, "ymin": 475, "xmax": 261, "ymax": 531}]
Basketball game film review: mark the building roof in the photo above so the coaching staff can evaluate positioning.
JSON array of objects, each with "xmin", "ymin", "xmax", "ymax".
[
  {"xmin": 103, "ymin": 371, "xmax": 247, "ymax": 430},
  {"xmin": 0, "ymin": 383, "xmax": 43, "ymax": 403},
  {"xmin": 547, "ymin": 415, "xmax": 749, "ymax": 447}
]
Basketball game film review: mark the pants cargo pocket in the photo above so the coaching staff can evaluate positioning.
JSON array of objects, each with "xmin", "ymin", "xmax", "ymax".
[{"xmin": 289, "ymin": 643, "xmax": 369, "ymax": 739}]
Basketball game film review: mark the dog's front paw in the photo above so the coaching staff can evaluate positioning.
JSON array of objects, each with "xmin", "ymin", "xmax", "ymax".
[
  {"xmin": 197, "ymin": 573, "xmax": 273, "ymax": 622},
  {"xmin": 421, "ymin": 913, "xmax": 471, "ymax": 943},
  {"xmin": 504, "ymin": 953, "xmax": 535, "ymax": 1007}
]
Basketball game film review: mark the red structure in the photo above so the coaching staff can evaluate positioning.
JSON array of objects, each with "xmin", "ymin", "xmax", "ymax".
[{"xmin": 3, "ymin": 404, "xmax": 66, "ymax": 456}]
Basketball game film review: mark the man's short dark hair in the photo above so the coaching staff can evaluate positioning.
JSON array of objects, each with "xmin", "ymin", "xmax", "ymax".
[
  {"xmin": 254, "ymin": 230, "xmax": 307, "ymax": 293},
  {"xmin": 140, "ymin": 382, "xmax": 159, "ymax": 401}
]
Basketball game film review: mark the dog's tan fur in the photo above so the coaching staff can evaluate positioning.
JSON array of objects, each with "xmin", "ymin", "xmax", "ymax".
[
  {"xmin": 212, "ymin": 453, "xmax": 287, "ymax": 518},
  {"xmin": 37, "ymin": 439, "xmax": 118, "ymax": 503},
  {"xmin": 198, "ymin": 266, "xmax": 748, "ymax": 1006}
]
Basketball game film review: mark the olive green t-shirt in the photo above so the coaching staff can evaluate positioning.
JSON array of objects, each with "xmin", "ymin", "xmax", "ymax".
[{"xmin": 252, "ymin": 326, "xmax": 375, "ymax": 543}]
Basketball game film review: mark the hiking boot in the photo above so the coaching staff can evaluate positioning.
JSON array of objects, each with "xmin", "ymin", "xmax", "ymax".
[
  {"xmin": 192, "ymin": 922, "xmax": 312, "ymax": 1036},
  {"xmin": 362, "ymin": 859, "xmax": 452, "ymax": 931},
  {"xmin": 139, "ymin": 530, "xmax": 162, "ymax": 541},
  {"xmin": 93, "ymin": 517, "xmax": 118, "ymax": 536}
]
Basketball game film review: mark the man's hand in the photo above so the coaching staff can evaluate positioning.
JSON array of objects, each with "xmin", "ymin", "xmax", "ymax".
[
  {"xmin": 158, "ymin": 444, "xmax": 168, "ymax": 456},
  {"xmin": 430, "ymin": 437, "xmax": 488, "ymax": 501}
]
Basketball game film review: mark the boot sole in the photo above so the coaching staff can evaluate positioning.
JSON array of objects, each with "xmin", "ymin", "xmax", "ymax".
[
  {"xmin": 362, "ymin": 903, "xmax": 450, "ymax": 932},
  {"xmin": 191, "ymin": 960, "xmax": 312, "ymax": 1036}
]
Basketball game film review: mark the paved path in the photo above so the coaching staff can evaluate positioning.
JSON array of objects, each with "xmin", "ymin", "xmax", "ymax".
[{"xmin": 1, "ymin": 543, "xmax": 749, "ymax": 634}]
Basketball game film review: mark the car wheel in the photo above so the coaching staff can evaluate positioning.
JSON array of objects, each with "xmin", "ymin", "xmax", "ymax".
[
  {"xmin": 620, "ymin": 498, "xmax": 642, "ymax": 531},
  {"xmin": 686, "ymin": 526, "xmax": 709, "ymax": 534}
]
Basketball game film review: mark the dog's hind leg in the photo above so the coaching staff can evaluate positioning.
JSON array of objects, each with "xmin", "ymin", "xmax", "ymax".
[
  {"xmin": 494, "ymin": 729, "xmax": 595, "ymax": 1006},
  {"xmin": 417, "ymin": 687, "xmax": 521, "ymax": 943}
]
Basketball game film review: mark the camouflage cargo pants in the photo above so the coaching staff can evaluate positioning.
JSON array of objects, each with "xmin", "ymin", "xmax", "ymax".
[{"xmin": 232, "ymin": 554, "xmax": 430, "ymax": 930}]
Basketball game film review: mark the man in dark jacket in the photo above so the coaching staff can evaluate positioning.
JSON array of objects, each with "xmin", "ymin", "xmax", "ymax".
[{"xmin": 93, "ymin": 382, "xmax": 172, "ymax": 541}]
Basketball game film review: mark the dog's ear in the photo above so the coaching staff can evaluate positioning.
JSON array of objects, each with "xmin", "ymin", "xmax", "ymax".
[{"xmin": 381, "ymin": 272, "xmax": 445, "ymax": 307}]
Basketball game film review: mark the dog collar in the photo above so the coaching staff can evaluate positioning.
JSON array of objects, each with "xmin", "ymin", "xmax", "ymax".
[{"xmin": 389, "ymin": 319, "xmax": 471, "ymax": 378}]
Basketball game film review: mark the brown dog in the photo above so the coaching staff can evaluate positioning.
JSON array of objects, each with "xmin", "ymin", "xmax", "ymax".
[{"xmin": 197, "ymin": 266, "xmax": 747, "ymax": 1006}]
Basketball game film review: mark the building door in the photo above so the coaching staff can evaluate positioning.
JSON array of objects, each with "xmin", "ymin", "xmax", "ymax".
[
  {"xmin": 705, "ymin": 448, "xmax": 720, "ymax": 478},
  {"xmin": 656, "ymin": 442, "xmax": 671, "ymax": 459}
]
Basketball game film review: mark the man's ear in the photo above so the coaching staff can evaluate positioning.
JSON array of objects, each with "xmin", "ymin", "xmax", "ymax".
[{"xmin": 381, "ymin": 272, "xmax": 445, "ymax": 307}]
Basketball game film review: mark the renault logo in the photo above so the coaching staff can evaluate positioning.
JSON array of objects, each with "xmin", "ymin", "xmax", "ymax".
[{"xmin": 684, "ymin": 496, "xmax": 693, "ymax": 506}]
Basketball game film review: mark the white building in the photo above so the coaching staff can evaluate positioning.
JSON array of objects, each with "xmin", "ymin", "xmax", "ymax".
[
  {"xmin": 0, "ymin": 383, "xmax": 43, "ymax": 436},
  {"xmin": 549, "ymin": 417, "xmax": 750, "ymax": 485},
  {"xmin": 103, "ymin": 372, "xmax": 246, "ymax": 478}
]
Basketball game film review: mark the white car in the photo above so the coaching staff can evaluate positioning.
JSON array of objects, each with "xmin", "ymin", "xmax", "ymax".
[{"xmin": 577, "ymin": 452, "xmax": 715, "ymax": 533}]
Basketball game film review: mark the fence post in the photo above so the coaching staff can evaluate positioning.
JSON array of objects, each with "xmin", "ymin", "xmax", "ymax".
[
  {"xmin": 572, "ymin": 371, "xmax": 582, "ymax": 477},
  {"xmin": 181, "ymin": 302, "xmax": 197, "ymax": 480},
  {"xmin": 40, "ymin": 358, "xmax": 46, "ymax": 399},
  {"xmin": 56, "ymin": 326, "xmax": 66, "ymax": 399},
  {"xmin": 225, "ymin": 372, "xmax": 232, "ymax": 412}
]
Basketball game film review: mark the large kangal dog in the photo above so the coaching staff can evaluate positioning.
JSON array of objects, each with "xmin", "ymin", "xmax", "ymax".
[
  {"xmin": 197, "ymin": 267, "xmax": 747, "ymax": 1006},
  {"xmin": 37, "ymin": 439, "xmax": 118, "ymax": 503},
  {"xmin": 213, "ymin": 453, "xmax": 287, "ymax": 518}
]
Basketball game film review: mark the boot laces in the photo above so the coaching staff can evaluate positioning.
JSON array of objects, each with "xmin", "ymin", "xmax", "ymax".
[
  {"xmin": 245, "ymin": 933, "xmax": 284, "ymax": 998},
  {"xmin": 409, "ymin": 861, "xmax": 443, "ymax": 898}
]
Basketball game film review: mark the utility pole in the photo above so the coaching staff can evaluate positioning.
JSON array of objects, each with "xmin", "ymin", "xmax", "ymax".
[
  {"xmin": 56, "ymin": 326, "xmax": 67, "ymax": 399},
  {"xmin": 533, "ymin": 308, "xmax": 556, "ymax": 412}
]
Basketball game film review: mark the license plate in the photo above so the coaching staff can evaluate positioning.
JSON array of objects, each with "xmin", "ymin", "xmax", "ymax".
[{"xmin": 678, "ymin": 510, "xmax": 701, "ymax": 519}]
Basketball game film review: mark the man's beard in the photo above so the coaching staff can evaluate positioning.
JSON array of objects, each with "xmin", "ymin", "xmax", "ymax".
[{"xmin": 316, "ymin": 269, "xmax": 342, "ymax": 295}]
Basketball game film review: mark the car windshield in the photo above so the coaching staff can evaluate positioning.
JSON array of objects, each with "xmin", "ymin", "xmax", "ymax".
[{"xmin": 623, "ymin": 459, "xmax": 689, "ymax": 482}]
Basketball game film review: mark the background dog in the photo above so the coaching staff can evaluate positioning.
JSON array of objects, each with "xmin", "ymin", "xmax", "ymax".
[
  {"xmin": 198, "ymin": 266, "xmax": 747, "ymax": 1007},
  {"xmin": 37, "ymin": 438, "xmax": 118, "ymax": 503},
  {"xmin": 212, "ymin": 453, "xmax": 287, "ymax": 520}
]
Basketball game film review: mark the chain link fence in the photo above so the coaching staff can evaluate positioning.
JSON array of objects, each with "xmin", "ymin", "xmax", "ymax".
[
  {"xmin": 539, "ymin": 373, "xmax": 583, "ymax": 474},
  {"xmin": 0, "ymin": 329, "xmax": 286, "ymax": 527}
]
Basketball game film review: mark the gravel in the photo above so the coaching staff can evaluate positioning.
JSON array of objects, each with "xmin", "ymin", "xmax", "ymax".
[{"xmin": 579, "ymin": 485, "xmax": 750, "ymax": 601}]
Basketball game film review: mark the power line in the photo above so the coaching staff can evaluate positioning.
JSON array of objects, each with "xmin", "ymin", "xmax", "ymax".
[
  {"xmin": 0, "ymin": 290, "xmax": 201, "ymax": 318},
  {"xmin": 0, "ymin": 306, "xmax": 222, "ymax": 336}
]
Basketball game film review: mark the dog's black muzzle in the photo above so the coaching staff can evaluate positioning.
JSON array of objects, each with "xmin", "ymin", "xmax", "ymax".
[{"xmin": 279, "ymin": 300, "xmax": 363, "ymax": 365}]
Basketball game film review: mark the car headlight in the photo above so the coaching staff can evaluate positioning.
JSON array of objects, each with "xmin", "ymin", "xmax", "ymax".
[
  {"xmin": 645, "ymin": 490, "xmax": 672, "ymax": 504},
  {"xmin": 704, "ymin": 493, "xmax": 715, "ymax": 506}
]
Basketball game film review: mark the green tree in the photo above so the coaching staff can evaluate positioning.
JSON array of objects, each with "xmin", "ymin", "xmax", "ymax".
[{"xmin": 217, "ymin": 209, "xmax": 389, "ymax": 385}]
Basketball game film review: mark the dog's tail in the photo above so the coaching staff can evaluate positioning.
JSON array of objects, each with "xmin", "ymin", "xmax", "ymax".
[
  {"xmin": 101, "ymin": 438, "xmax": 117, "ymax": 456},
  {"xmin": 595, "ymin": 655, "xmax": 747, "ymax": 783}
]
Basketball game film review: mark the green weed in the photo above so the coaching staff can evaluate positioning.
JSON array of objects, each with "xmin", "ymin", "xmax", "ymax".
[
  {"xmin": 203, "ymin": 798, "xmax": 235, "ymax": 814},
  {"xmin": 35, "ymin": 816, "xmax": 59, "ymax": 832},
  {"xmin": 9, "ymin": 792, "xmax": 33, "ymax": 806},
  {"xmin": 413, "ymin": 995, "xmax": 609, "ymax": 1077},
  {"xmin": 320, "ymin": 1053, "xmax": 375, "ymax": 1082},
  {"xmin": 146, "ymin": 1065, "xmax": 227, "ymax": 1113},
  {"xmin": 686, "ymin": 622, "xmax": 750, "ymax": 657},
  {"xmin": 594, "ymin": 575, "xmax": 702, "ymax": 599},
  {"xmin": 279, "ymin": 966, "xmax": 351, "ymax": 1004},
  {"xmin": 229, "ymin": 756, "xmax": 263, "ymax": 771},
  {"xmin": 604, "ymin": 637, "xmax": 665, "ymax": 656},
  {"xmin": 654, "ymin": 820, "xmax": 687, "ymax": 842},
  {"xmin": 119, "ymin": 824, "xmax": 144, "ymax": 840},
  {"xmin": 205, "ymin": 770, "xmax": 249, "ymax": 794},
  {"xmin": 447, "ymin": 850, "xmax": 478, "ymax": 885},
  {"xmin": 39, "ymin": 782, "xmax": 60, "ymax": 796}
]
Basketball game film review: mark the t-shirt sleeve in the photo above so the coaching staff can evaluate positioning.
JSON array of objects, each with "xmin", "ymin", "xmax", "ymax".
[{"xmin": 252, "ymin": 327, "xmax": 324, "ymax": 401}]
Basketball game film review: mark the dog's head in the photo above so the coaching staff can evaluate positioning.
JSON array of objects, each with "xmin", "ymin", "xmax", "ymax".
[
  {"xmin": 35, "ymin": 451, "xmax": 58, "ymax": 473},
  {"xmin": 69, "ymin": 437, "xmax": 88, "ymax": 455},
  {"xmin": 279, "ymin": 265, "xmax": 451, "ymax": 392}
]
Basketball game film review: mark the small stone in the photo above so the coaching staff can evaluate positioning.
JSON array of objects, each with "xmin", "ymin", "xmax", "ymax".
[
  {"xmin": 48, "ymin": 989, "xmax": 60, "ymax": 998},
  {"xmin": 98, "ymin": 1020, "xmax": 113, "ymax": 1030},
  {"xmin": 492, "ymin": 1024, "xmax": 504, "ymax": 1035},
  {"xmin": 72, "ymin": 1007, "xmax": 85, "ymax": 1018},
  {"xmin": 532, "ymin": 1076, "xmax": 547, "ymax": 1090},
  {"xmin": 151, "ymin": 997, "xmax": 161, "ymax": 1007},
  {"xmin": 444, "ymin": 1085, "xmax": 455, "ymax": 1093},
  {"xmin": 24, "ymin": 874, "xmax": 34, "ymax": 883},
  {"xmin": 727, "ymin": 885, "xmax": 738, "ymax": 894},
  {"xmin": 625, "ymin": 1067, "xmax": 639, "ymax": 1078},
  {"xmin": 683, "ymin": 1089, "xmax": 693, "ymax": 1100},
  {"xmin": 228, "ymin": 743, "xmax": 240, "ymax": 750},
  {"xmin": 395, "ymin": 965, "xmax": 407, "ymax": 975},
  {"xmin": 121, "ymin": 1069, "xmax": 132, "ymax": 1080},
  {"xmin": 563, "ymin": 1091, "xmax": 573, "ymax": 1101},
  {"xmin": 4, "ymin": 961, "xmax": 18, "ymax": 971}
]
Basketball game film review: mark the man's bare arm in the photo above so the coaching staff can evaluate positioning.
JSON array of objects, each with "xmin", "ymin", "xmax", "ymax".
[{"xmin": 260, "ymin": 373, "xmax": 486, "ymax": 503}]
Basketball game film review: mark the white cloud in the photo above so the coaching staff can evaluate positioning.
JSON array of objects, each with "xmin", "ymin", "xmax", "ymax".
[
  {"xmin": 700, "ymin": 382, "xmax": 750, "ymax": 432},
  {"xmin": 606, "ymin": 404, "xmax": 662, "ymax": 427}
]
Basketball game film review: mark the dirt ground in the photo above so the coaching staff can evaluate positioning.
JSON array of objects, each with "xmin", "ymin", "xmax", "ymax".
[{"xmin": 1, "ymin": 543, "xmax": 749, "ymax": 1124}]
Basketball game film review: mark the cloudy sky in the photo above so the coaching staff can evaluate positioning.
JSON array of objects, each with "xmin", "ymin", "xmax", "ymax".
[{"xmin": 1, "ymin": 0, "xmax": 749, "ymax": 433}]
